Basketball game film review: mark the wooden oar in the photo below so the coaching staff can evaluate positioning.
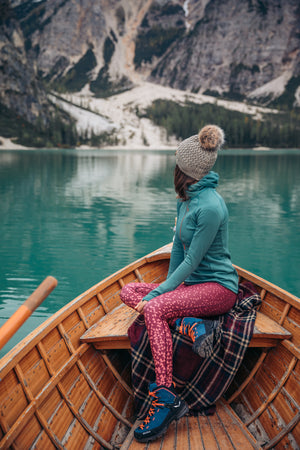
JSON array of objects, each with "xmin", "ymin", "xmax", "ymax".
[{"xmin": 0, "ymin": 276, "xmax": 57, "ymax": 350}]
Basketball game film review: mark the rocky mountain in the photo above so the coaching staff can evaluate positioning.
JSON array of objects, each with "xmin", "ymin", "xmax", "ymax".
[
  {"xmin": 0, "ymin": 0, "xmax": 77, "ymax": 146},
  {"xmin": 0, "ymin": 3, "xmax": 54, "ymax": 125},
  {"xmin": 0, "ymin": 0, "xmax": 299, "ymax": 147},
  {"xmin": 150, "ymin": 0, "xmax": 300, "ymax": 104}
]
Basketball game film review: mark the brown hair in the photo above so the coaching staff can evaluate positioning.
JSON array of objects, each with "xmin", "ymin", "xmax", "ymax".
[{"xmin": 174, "ymin": 164, "xmax": 197, "ymax": 201}]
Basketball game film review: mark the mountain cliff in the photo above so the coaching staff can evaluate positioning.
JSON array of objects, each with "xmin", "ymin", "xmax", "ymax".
[
  {"xmin": 0, "ymin": 1, "xmax": 77, "ymax": 147},
  {"xmin": 0, "ymin": 0, "xmax": 299, "ymax": 147},
  {"xmin": 150, "ymin": 0, "xmax": 300, "ymax": 104},
  {"xmin": 0, "ymin": 5, "xmax": 52, "ymax": 125}
]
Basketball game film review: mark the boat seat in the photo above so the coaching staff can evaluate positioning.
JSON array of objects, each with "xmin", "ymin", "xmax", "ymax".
[
  {"xmin": 120, "ymin": 399, "xmax": 261, "ymax": 449},
  {"xmin": 80, "ymin": 304, "xmax": 292, "ymax": 350}
]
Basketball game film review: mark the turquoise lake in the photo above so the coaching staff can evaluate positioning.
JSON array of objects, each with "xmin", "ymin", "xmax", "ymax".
[{"xmin": 0, "ymin": 148, "xmax": 299, "ymax": 356}]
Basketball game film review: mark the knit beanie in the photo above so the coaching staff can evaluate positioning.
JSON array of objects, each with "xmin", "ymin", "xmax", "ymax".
[{"xmin": 176, "ymin": 125, "xmax": 225, "ymax": 180}]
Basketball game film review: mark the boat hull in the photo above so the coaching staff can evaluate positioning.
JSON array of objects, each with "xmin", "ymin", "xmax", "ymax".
[{"xmin": 0, "ymin": 244, "xmax": 299, "ymax": 449}]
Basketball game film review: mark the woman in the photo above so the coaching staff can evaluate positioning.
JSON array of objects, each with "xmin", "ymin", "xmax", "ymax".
[{"xmin": 120, "ymin": 125, "xmax": 239, "ymax": 443}]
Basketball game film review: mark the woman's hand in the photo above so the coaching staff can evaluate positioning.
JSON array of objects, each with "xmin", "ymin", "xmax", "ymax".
[{"xmin": 135, "ymin": 300, "xmax": 148, "ymax": 314}]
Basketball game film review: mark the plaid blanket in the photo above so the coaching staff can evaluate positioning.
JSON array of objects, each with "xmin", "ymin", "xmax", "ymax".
[{"xmin": 128, "ymin": 281, "xmax": 261, "ymax": 418}]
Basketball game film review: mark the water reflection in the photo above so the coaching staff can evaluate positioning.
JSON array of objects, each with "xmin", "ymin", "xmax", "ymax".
[
  {"xmin": 0, "ymin": 149, "xmax": 299, "ymax": 355},
  {"xmin": 214, "ymin": 151, "xmax": 300, "ymax": 294}
]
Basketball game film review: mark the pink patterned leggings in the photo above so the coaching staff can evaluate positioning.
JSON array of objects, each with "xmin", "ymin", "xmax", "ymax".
[{"xmin": 120, "ymin": 282, "xmax": 236, "ymax": 387}]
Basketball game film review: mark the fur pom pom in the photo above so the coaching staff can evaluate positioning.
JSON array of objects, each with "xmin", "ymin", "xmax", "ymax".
[{"xmin": 198, "ymin": 125, "xmax": 224, "ymax": 151}]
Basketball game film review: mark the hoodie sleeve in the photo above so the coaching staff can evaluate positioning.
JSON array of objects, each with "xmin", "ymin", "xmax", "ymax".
[
  {"xmin": 166, "ymin": 231, "xmax": 184, "ymax": 278},
  {"xmin": 142, "ymin": 206, "xmax": 221, "ymax": 301}
]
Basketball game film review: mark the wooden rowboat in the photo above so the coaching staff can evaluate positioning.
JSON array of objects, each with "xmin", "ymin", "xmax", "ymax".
[{"xmin": 0, "ymin": 243, "xmax": 299, "ymax": 449}]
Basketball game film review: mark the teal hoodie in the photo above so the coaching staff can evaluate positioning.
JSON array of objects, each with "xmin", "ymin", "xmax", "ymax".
[{"xmin": 143, "ymin": 171, "xmax": 238, "ymax": 302}]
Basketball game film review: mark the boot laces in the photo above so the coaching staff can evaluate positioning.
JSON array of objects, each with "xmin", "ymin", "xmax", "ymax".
[
  {"xmin": 139, "ymin": 391, "xmax": 164, "ymax": 430},
  {"xmin": 179, "ymin": 321, "xmax": 198, "ymax": 341}
]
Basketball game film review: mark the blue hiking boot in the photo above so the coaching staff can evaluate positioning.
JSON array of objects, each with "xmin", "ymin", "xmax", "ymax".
[
  {"xmin": 174, "ymin": 317, "xmax": 221, "ymax": 358},
  {"xmin": 134, "ymin": 382, "xmax": 189, "ymax": 443}
]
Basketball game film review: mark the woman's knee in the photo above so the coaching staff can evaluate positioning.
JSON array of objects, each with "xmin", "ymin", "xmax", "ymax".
[
  {"xmin": 144, "ymin": 300, "xmax": 164, "ymax": 322},
  {"xmin": 120, "ymin": 283, "xmax": 136, "ymax": 302},
  {"xmin": 143, "ymin": 302, "xmax": 157, "ymax": 328}
]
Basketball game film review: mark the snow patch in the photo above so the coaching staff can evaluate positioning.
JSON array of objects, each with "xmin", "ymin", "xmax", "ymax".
[
  {"xmin": 0, "ymin": 137, "xmax": 29, "ymax": 150},
  {"xmin": 0, "ymin": 81, "xmax": 280, "ymax": 151},
  {"xmin": 53, "ymin": 81, "xmax": 278, "ymax": 150},
  {"xmin": 249, "ymin": 72, "xmax": 291, "ymax": 100},
  {"xmin": 183, "ymin": 0, "xmax": 190, "ymax": 16},
  {"xmin": 49, "ymin": 94, "xmax": 115, "ymax": 137},
  {"xmin": 294, "ymin": 86, "xmax": 300, "ymax": 108},
  {"xmin": 183, "ymin": 0, "xmax": 192, "ymax": 29}
]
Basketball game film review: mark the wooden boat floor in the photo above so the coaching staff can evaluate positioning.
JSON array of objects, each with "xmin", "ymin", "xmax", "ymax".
[
  {"xmin": 120, "ymin": 400, "xmax": 261, "ymax": 450},
  {"xmin": 80, "ymin": 304, "xmax": 291, "ymax": 350}
]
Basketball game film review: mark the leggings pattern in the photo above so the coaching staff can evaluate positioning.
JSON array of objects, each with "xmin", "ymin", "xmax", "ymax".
[{"xmin": 120, "ymin": 282, "xmax": 236, "ymax": 387}]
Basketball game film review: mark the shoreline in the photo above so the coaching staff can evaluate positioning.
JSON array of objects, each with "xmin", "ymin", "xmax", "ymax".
[
  {"xmin": 1, "ymin": 82, "xmax": 298, "ymax": 152},
  {"xmin": 1, "ymin": 137, "xmax": 299, "ymax": 152}
]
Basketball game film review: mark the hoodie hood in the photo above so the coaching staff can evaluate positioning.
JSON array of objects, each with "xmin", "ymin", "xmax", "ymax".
[{"xmin": 187, "ymin": 171, "xmax": 219, "ymax": 198}]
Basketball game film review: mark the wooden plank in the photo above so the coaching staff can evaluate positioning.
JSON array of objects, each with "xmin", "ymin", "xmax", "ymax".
[
  {"xmin": 14, "ymin": 414, "xmax": 43, "ymax": 449},
  {"xmin": 122, "ymin": 401, "xmax": 260, "ymax": 450},
  {"xmin": 0, "ymin": 382, "xmax": 28, "ymax": 429},
  {"xmin": 207, "ymin": 412, "xmax": 235, "ymax": 449},
  {"xmin": 93, "ymin": 341, "xmax": 131, "ymax": 350},
  {"xmin": 175, "ymin": 416, "xmax": 189, "ymax": 450},
  {"xmin": 197, "ymin": 414, "xmax": 219, "ymax": 449},
  {"xmin": 218, "ymin": 400, "xmax": 261, "ymax": 449},
  {"xmin": 284, "ymin": 307, "xmax": 300, "ymax": 347},
  {"xmin": 30, "ymin": 429, "xmax": 55, "ymax": 449},
  {"xmin": 216, "ymin": 402, "xmax": 259, "ymax": 448},
  {"xmin": 160, "ymin": 420, "xmax": 176, "ymax": 449},
  {"xmin": 80, "ymin": 304, "xmax": 138, "ymax": 346},
  {"xmin": 249, "ymin": 311, "xmax": 292, "ymax": 347},
  {"xmin": 81, "ymin": 306, "xmax": 291, "ymax": 350},
  {"xmin": 234, "ymin": 265, "xmax": 300, "ymax": 310},
  {"xmin": 252, "ymin": 312, "xmax": 292, "ymax": 339},
  {"xmin": 187, "ymin": 415, "xmax": 204, "ymax": 449}
]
